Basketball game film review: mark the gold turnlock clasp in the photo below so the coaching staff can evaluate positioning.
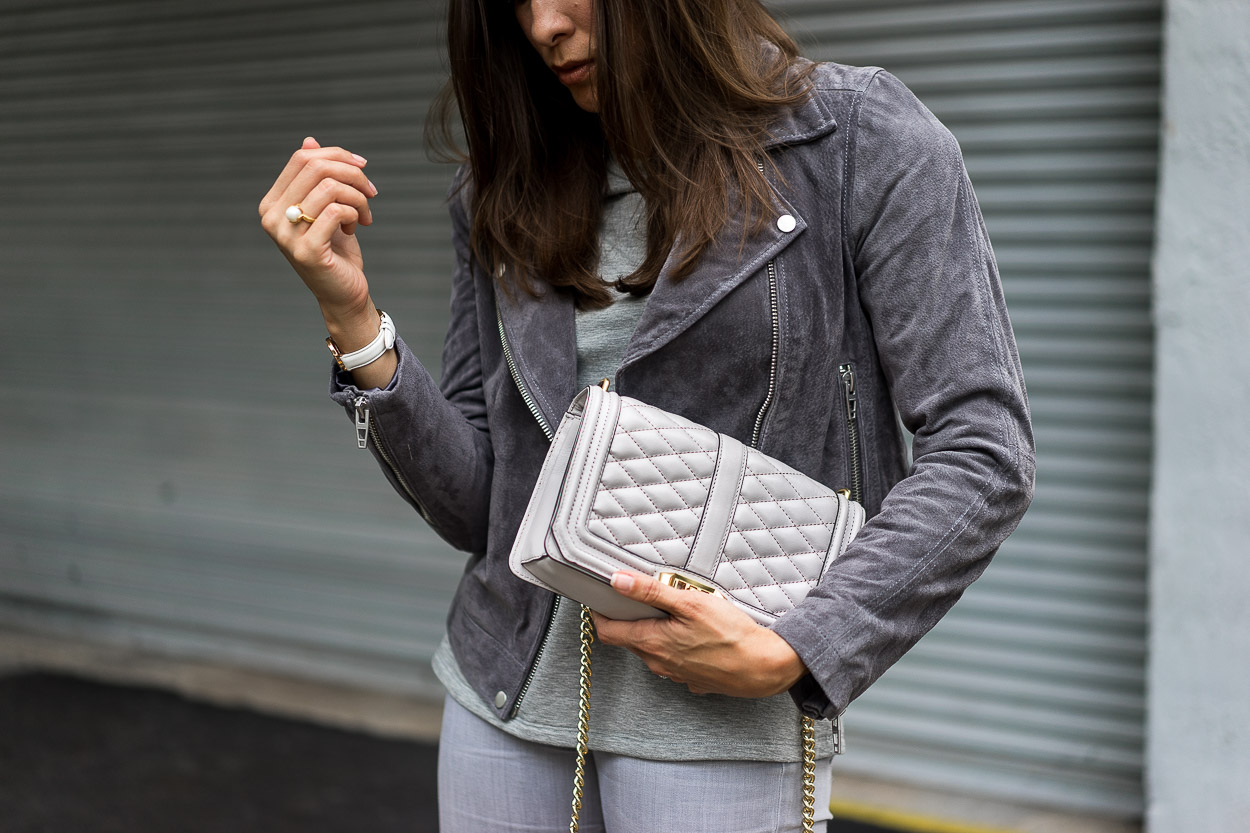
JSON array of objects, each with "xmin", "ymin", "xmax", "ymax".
[{"xmin": 658, "ymin": 572, "xmax": 721, "ymax": 596}]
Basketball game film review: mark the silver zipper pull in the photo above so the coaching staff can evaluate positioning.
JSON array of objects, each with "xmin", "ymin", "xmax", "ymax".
[
  {"xmin": 353, "ymin": 396, "xmax": 370, "ymax": 450},
  {"xmin": 839, "ymin": 363, "xmax": 858, "ymax": 420},
  {"xmin": 833, "ymin": 712, "xmax": 846, "ymax": 755}
]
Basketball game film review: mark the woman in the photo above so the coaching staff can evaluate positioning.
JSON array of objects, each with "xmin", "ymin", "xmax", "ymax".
[{"xmin": 259, "ymin": 0, "xmax": 1035, "ymax": 830}]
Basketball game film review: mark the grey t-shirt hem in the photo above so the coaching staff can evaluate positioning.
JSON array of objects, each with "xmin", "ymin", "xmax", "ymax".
[{"xmin": 432, "ymin": 626, "xmax": 834, "ymax": 763}]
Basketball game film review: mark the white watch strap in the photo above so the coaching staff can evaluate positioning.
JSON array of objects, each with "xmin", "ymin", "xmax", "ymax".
[{"xmin": 334, "ymin": 310, "xmax": 396, "ymax": 371}]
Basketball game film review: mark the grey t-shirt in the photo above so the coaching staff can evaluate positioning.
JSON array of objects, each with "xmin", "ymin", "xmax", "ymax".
[{"xmin": 432, "ymin": 163, "xmax": 833, "ymax": 762}]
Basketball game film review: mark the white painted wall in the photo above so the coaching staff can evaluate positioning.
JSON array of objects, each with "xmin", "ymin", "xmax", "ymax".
[{"xmin": 1148, "ymin": 2, "xmax": 1250, "ymax": 831}]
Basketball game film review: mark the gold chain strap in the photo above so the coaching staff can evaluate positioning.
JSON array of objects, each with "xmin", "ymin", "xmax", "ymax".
[
  {"xmin": 801, "ymin": 715, "xmax": 817, "ymax": 833},
  {"xmin": 569, "ymin": 603, "xmax": 595, "ymax": 833},
  {"xmin": 566, "ymin": 599, "xmax": 818, "ymax": 833}
]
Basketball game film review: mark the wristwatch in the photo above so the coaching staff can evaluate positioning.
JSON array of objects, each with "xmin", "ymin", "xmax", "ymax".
[{"xmin": 326, "ymin": 309, "xmax": 395, "ymax": 371}]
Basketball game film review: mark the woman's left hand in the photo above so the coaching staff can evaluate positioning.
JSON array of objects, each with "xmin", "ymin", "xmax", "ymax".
[{"xmin": 592, "ymin": 571, "xmax": 809, "ymax": 697}]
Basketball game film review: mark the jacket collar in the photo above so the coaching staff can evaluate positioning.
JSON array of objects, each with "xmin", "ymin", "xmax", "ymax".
[{"xmin": 762, "ymin": 58, "xmax": 839, "ymax": 150}]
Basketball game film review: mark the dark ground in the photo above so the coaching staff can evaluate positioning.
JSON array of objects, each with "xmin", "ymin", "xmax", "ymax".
[{"xmin": 0, "ymin": 673, "xmax": 894, "ymax": 833}]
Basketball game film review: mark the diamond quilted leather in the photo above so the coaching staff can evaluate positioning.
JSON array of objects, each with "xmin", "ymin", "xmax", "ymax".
[
  {"xmin": 587, "ymin": 403, "xmax": 719, "ymax": 568},
  {"xmin": 714, "ymin": 451, "xmax": 840, "ymax": 616}
]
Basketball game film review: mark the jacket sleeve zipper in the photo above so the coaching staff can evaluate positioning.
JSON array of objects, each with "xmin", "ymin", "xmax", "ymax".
[{"xmin": 352, "ymin": 395, "xmax": 441, "ymax": 531}]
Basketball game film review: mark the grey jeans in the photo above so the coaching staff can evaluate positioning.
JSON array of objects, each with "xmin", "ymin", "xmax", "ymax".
[{"xmin": 438, "ymin": 695, "xmax": 834, "ymax": 832}]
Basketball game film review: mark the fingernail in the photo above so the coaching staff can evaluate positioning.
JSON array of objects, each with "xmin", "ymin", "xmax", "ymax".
[
  {"xmin": 367, "ymin": 179, "xmax": 378, "ymax": 196},
  {"xmin": 352, "ymin": 153, "xmax": 368, "ymax": 165},
  {"xmin": 610, "ymin": 572, "xmax": 634, "ymax": 592}
]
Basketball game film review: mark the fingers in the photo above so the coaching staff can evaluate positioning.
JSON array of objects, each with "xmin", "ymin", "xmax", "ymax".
[
  {"xmin": 608, "ymin": 571, "xmax": 701, "ymax": 617},
  {"xmin": 260, "ymin": 136, "xmax": 368, "ymax": 211},
  {"xmin": 259, "ymin": 137, "xmax": 376, "ymax": 241},
  {"xmin": 273, "ymin": 158, "xmax": 376, "ymax": 233},
  {"xmin": 592, "ymin": 611, "xmax": 656, "ymax": 651},
  {"xmin": 296, "ymin": 177, "xmax": 375, "ymax": 233},
  {"xmin": 294, "ymin": 202, "xmax": 361, "ymax": 264}
]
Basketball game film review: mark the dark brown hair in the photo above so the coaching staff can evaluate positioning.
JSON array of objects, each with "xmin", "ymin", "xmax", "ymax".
[{"xmin": 429, "ymin": 0, "xmax": 813, "ymax": 307}]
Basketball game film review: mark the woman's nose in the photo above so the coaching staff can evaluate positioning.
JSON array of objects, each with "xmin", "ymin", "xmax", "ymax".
[{"xmin": 525, "ymin": 0, "xmax": 576, "ymax": 47}]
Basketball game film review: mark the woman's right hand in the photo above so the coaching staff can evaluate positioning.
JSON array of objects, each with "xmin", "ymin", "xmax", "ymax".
[
  {"xmin": 260, "ymin": 136, "xmax": 396, "ymax": 389},
  {"xmin": 258, "ymin": 136, "xmax": 379, "ymax": 321}
]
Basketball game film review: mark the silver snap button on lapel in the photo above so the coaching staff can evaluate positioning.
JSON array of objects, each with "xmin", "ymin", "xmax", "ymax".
[
  {"xmin": 494, "ymin": 691, "xmax": 508, "ymax": 708},
  {"xmin": 776, "ymin": 214, "xmax": 797, "ymax": 233}
]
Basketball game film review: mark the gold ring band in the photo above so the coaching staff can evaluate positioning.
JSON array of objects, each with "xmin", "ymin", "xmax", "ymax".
[{"xmin": 285, "ymin": 203, "xmax": 316, "ymax": 224}]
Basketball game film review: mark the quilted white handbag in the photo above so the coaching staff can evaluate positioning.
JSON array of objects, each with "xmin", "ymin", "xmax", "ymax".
[{"xmin": 510, "ymin": 383, "xmax": 866, "ymax": 623}]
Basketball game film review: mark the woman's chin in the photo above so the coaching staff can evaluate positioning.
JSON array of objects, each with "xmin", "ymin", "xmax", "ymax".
[{"xmin": 570, "ymin": 86, "xmax": 599, "ymax": 113}]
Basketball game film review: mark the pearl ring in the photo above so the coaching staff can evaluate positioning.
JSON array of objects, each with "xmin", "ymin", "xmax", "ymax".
[{"xmin": 285, "ymin": 204, "xmax": 316, "ymax": 224}]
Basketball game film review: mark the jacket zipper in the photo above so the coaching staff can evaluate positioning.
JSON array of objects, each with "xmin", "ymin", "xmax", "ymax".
[
  {"xmin": 511, "ymin": 595, "xmax": 561, "ymax": 717},
  {"xmin": 352, "ymin": 395, "xmax": 440, "ymax": 530},
  {"xmin": 750, "ymin": 257, "xmax": 780, "ymax": 449},
  {"xmin": 750, "ymin": 159, "xmax": 780, "ymax": 449},
  {"xmin": 838, "ymin": 363, "xmax": 864, "ymax": 504},
  {"xmin": 497, "ymin": 306, "xmax": 559, "ymax": 716}
]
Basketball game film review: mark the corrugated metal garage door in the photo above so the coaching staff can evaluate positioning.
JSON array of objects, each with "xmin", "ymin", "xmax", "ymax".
[
  {"xmin": 773, "ymin": 0, "xmax": 1158, "ymax": 817},
  {"xmin": 0, "ymin": 0, "xmax": 463, "ymax": 696},
  {"xmin": 0, "ymin": 0, "xmax": 1156, "ymax": 817}
]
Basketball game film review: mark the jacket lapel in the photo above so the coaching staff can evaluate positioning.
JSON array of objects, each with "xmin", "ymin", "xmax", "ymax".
[
  {"xmin": 619, "ymin": 186, "xmax": 807, "ymax": 371},
  {"xmin": 494, "ymin": 274, "xmax": 577, "ymax": 433}
]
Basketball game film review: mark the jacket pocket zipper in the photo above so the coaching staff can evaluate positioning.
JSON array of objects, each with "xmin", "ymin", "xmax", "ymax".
[
  {"xmin": 833, "ymin": 363, "xmax": 862, "ymax": 754},
  {"xmin": 838, "ymin": 363, "xmax": 864, "ymax": 504},
  {"xmin": 353, "ymin": 395, "xmax": 440, "ymax": 531}
]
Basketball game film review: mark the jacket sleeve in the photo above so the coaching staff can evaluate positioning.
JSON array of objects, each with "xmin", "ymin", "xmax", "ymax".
[
  {"xmin": 329, "ymin": 173, "xmax": 494, "ymax": 555},
  {"xmin": 771, "ymin": 70, "xmax": 1036, "ymax": 719}
]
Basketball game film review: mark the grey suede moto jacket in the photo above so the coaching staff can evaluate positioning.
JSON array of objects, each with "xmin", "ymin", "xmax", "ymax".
[{"xmin": 330, "ymin": 62, "xmax": 1035, "ymax": 723}]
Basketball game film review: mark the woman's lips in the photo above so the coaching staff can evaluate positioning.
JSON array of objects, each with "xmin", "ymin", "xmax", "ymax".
[{"xmin": 553, "ymin": 60, "xmax": 593, "ymax": 86}]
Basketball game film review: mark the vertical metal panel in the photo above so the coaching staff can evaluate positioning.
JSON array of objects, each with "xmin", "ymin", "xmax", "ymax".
[
  {"xmin": 0, "ymin": 0, "xmax": 462, "ymax": 696},
  {"xmin": 770, "ymin": 0, "xmax": 1158, "ymax": 817}
]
